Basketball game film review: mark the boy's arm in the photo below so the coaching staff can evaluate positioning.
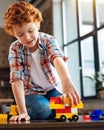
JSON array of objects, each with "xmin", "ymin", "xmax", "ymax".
[
  {"xmin": 10, "ymin": 80, "xmax": 30, "ymax": 121},
  {"xmin": 53, "ymin": 57, "xmax": 80, "ymax": 106}
]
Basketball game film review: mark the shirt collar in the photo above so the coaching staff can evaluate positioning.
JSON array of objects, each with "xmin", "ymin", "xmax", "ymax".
[{"xmin": 38, "ymin": 32, "xmax": 46, "ymax": 51}]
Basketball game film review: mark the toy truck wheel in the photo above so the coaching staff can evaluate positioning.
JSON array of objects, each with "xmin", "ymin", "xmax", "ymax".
[
  {"xmin": 60, "ymin": 115, "xmax": 66, "ymax": 121},
  {"xmin": 51, "ymin": 109, "xmax": 56, "ymax": 119},
  {"xmin": 72, "ymin": 115, "xmax": 79, "ymax": 121}
]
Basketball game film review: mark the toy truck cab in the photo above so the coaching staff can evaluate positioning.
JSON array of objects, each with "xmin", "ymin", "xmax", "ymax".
[{"xmin": 50, "ymin": 96, "xmax": 83, "ymax": 121}]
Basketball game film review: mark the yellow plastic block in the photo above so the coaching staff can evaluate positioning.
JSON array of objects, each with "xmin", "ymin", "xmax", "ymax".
[
  {"xmin": 50, "ymin": 102, "xmax": 65, "ymax": 109},
  {"xmin": 64, "ymin": 96, "xmax": 70, "ymax": 105},
  {"xmin": 50, "ymin": 97, "xmax": 83, "ymax": 110},
  {"xmin": 56, "ymin": 113, "xmax": 76, "ymax": 119},
  {"xmin": 0, "ymin": 114, "xmax": 8, "ymax": 121},
  {"xmin": 9, "ymin": 105, "xmax": 18, "ymax": 116},
  {"xmin": 72, "ymin": 101, "xmax": 83, "ymax": 108}
]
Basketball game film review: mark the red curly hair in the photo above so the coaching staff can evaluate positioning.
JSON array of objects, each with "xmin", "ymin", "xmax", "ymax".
[{"xmin": 4, "ymin": 1, "xmax": 43, "ymax": 36}]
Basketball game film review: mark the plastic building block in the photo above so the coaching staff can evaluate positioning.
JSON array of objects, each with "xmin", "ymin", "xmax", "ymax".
[
  {"xmin": 90, "ymin": 109, "xmax": 104, "ymax": 121},
  {"xmin": 83, "ymin": 115, "xmax": 91, "ymax": 121},
  {"xmin": 9, "ymin": 105, "xmax": 18, "ymax": 116},
  {"xmin": 50, "ymin": 96, "xmax": 83, "ymax": 121},
  {"xmin": 0, "ymin": 105, "xmax": 18, "ymax": 122},
  {"xmin": 0, "ymin": 114, "xmax": 8, "ymax": 124},
  {"xmin": 0, "ymin": 114, "xmax": 8, "ymax": 120}
]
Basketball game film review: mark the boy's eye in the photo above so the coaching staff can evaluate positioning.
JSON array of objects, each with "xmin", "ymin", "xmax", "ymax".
[
  {"xmin": 29, "ymin": 30, "xmax": 33, "ymax": 33},
  {"xmin": 17, "ymin": 33, "xmax": 23, "ymax": 37}
]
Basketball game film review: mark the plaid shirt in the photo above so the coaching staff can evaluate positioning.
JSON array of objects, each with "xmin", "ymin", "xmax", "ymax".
[{"xmin": 8, "ymin": 32, "xmax": 68, "ymax": 95}]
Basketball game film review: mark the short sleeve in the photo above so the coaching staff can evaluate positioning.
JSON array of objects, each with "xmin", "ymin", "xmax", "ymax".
[{"xmin": 46, "ymin": 37, "xmax": 68, "ymax": 64}]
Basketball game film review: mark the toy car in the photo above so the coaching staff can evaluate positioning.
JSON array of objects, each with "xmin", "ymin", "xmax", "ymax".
[
  {"xmin": 90, "ymin": 109, "xmax": 104, "ymax": 120},
  {"xmin": 50, "ymin": 96, "xmax": 83, "ymax": 121}
]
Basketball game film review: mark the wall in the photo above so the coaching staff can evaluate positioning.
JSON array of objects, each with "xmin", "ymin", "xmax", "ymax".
[
  {"xmin": 0, "ymin": 0, "xmax": 17, "ymax": 27},
  {"xmin": 36, "ymin": 0, "xmax": 53, "ymax": 35},
  {"xmin": 0, "ymin": 28, "xmax": 13, "ymax": 68}
]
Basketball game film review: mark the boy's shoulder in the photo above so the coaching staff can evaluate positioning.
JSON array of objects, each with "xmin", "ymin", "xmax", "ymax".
[
  {"xmin": 9, "ymin": 40, "xmax": 24, "ymax": 50},
  {"xmin": 39, "ymin": 32, "xmax": 55, "ymax": 39}
]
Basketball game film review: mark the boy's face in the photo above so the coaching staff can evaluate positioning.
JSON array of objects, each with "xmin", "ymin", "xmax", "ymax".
[{"xmin": 12, "ymin": 22, "xmax": 39, "ymax": 48}]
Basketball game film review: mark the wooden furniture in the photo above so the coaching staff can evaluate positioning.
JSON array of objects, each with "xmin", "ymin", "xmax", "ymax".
[
  {"xmin": 0, "ymin": 99, "xmax": 14, "ymax": 104},
  {"xmin": 0, "ymin": 116, "xmax": 104, "ymax": 130}
]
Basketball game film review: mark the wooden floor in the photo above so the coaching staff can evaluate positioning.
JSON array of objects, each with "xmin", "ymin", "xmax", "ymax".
[{"xmin": 0, "ymin": 116, "xmax": 104, "ymax": 130}]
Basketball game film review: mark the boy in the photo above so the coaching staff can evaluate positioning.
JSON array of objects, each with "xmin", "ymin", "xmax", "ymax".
[{"xmin": 4, "ymin": 1, "xmax": 80, "ymax": 121}]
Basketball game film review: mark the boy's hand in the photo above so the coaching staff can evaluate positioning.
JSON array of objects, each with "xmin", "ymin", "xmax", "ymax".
[
  {"xmin": 62, "ymin": 80, "xmax": 80, "ymax": 106},
  {"xmin": 9, "ymin": 113, "xmax": 30, "ymax": 121}
]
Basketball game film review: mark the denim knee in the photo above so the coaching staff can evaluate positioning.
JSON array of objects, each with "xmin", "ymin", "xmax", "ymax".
[{"xmin": 25, "ymin": 94, "xmax": 51, "ymax": 120}]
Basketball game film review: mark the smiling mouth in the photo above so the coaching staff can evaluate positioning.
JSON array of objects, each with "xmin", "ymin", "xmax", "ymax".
[
  {"xmin": 26, "ymin": 40, "xmax": 34, "ymax": 45},
  {"xmin": 27, "ymin": 40, "xmax": 33, "ymax": 44}
]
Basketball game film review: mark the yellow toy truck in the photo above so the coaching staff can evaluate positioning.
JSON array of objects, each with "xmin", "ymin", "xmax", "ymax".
[{"xmin": 50, "ymin": 96, "xmax": 83, "ymax": 121}]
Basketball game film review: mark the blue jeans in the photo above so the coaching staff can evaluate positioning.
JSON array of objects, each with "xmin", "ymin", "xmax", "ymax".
[{"xmin": 25, "ymin": 88, "xmax": 62, "ymax": 120}]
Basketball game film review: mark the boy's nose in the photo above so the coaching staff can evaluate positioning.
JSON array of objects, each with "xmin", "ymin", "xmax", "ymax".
[{"xmin": 24, "ymin": 33, "xmax": 31, "ymax": 40}]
